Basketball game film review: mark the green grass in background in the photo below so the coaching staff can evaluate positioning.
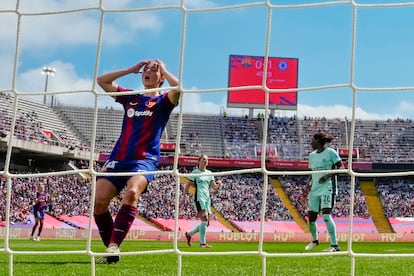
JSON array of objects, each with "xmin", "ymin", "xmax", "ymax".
[{"xmin": 0, "ymin": 239, "xmax": 413, "ymax": 276}]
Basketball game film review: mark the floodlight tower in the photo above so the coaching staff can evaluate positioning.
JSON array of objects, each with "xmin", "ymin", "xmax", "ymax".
[{"xmin": 41, "ymin": 66, "xmax": 56, "ymax": 105}]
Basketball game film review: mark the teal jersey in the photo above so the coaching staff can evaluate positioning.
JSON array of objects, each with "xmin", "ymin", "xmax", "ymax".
[
  {"xmin": 308, "ymin": 147, "xmax": 341, "ymax": 196},
  {"xmin": 189, "ymin": 168, "xmax": 214, "ymax": 202}
]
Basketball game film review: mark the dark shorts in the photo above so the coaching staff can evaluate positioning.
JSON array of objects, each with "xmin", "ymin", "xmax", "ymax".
[
  {"xmin": 34, "ymin": 210, "xmax": 45, "ymax": 219},
  {"xmin": 98, "ymin": 159, "xmax": 158, "ymax": 192}
]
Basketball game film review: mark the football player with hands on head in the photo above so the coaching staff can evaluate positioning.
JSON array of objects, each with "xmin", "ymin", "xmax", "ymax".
[{"xmin": 94, "ymin": 59, "xmax": 179, "ymax": 264}]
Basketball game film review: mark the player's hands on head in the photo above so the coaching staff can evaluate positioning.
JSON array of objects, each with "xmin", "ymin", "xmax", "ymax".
[
  {"xmin": 128, "ymin": 60, "xmax": 150, "ymax": 74},
  {"xmin": 155, "ymin": 59, "xmax": 166, "ymax": 74}
]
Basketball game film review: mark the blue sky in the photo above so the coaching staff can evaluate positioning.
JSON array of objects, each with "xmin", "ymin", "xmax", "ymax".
[{"xmin": 1, "ymin": 0, "xmax": 414, "ymax": 119}]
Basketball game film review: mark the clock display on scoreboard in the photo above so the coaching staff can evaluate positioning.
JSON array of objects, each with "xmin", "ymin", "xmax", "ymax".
[{"xmin": 227, "ymin": 55, "xmax": 298, "ymax": 110}]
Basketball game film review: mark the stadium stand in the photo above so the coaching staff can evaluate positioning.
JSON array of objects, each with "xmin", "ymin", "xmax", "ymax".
[
  {"xmin": 222, "ymin": 115, "xmax": 261, "ymax": 158},
  {"xmin": 1, "ymin": 93, "xmax": 414, "ymax": 163},
  {"xmin": 1, "ymin": 171, "xmax": 414, "ymax": 233},
  {"xmin": 269, "ymin": 178, "xmax": 308, "ymax": 232},
  {"xmin": 56, "ymin": 105, "xmax": 123, "ymax": 154},
  {"xmin": 0, "ymin": 94, "xmax": 86, "ymax": 153},
  {"xmin": 175, "ymin": 113, "xmax": 225, "ymax": 157},
  {"xmin": 359, "ymin": 180, "xmax": 394, "ymax": 233},
  {"xmin": 1, "ymin": 95, "xmax": 414, "ymax": 234},
  {"xmin": 55, "ymin": 104, "xmax": 414, "ymax": 162}
]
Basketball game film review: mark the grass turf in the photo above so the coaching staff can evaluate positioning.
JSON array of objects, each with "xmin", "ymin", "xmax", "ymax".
[{"xmin": 0, "ymin": 239, "xmax": 413, "ymax": 276}]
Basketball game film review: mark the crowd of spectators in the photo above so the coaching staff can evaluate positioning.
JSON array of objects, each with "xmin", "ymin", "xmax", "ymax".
[
  {"xmin": 221, "ymin": 114, "xmax": 414, "ymax": 162},
  {"xmin": 267, "ymin": 116, "xmax": 299, "ymax": 160},
  {"xmin": 1, "ymin": 83, "xmax": 413, "ymax": 235},
  {"xmin": 376, "ymin": 177, "xmax": 414, "ymax": 218},
  {"xmin": 280, "ymin": 175, "xmax": 371, "ymax": 218},
  {"xmin": 2, "ymin": 93, "xmax": 414, "ymax": 163},
  {"xmin": 0, "ymin": 174, "xmax": 92, "ymax": 223},
  {"xmin": 213, "ymin": 173, "xmax": 292, "ymax": 221},
  {"xmin": 222, "ymin": 117, "xmax": 260, "ymax": 159},
  {"xmin": 1, "ymin": 167, "xmax": 412, "ymax": 226}
]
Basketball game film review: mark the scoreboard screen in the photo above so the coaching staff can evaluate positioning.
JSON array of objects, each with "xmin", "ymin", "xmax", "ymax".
[{"xmin": 227, "ymin": 55, "xmax": 298, "ymax": 110}]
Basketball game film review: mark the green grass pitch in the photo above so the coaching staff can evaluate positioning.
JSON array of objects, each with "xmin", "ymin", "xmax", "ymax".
[{"xmin": 0, "ymin": 239, "xmax": 413, "ymax": 276}]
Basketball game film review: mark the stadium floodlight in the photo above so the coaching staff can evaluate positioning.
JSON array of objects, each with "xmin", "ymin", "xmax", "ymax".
[{"xmin": 41, "ymin": 66, "xmax": 56, "ymax": 105}]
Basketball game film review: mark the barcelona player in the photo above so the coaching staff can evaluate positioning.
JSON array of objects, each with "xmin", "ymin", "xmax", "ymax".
[
  {"xmin": 94, "ymin": 59, "xmax": 180, "ymax": 264},
  {"xmin": 30, "ymin": 183, "xmax": 48, "ymax": 241}
]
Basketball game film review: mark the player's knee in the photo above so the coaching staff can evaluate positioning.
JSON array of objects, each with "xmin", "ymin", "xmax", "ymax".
[
  {"xmin": 199, "ymin": 211, "xmax": 208, "ymax": 221},
  {"xmin": 322, "ymin": 212, "xmax": 333, "ymax": 220},
  {"xmin": 308, "ymin": 211, "xmax": 318, "ymax": 222},
  {"xmin": 94, "ymin": 198, "xmax": 110, "ymax": 214},
  {"xmin": 123, "ymin": 188, "xmax": 140, "ymax": 203},
  {"xmin": 124, "ymin": 179, "xmax": 147, "ymax": 203}
]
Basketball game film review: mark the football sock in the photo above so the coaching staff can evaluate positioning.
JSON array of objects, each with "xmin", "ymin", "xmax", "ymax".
[
  {"xmin": 323, "ymin": 214, "xmax": 338, "ymax": 245},
  {"xmin": 38, "ymin": 223, "xmax": 43, "ymax": 236},
  {"xmin": 31, "ymin": 223, "xmax": 38, "ymax": 236},
  {"xmin": 199, "ymin": 221, "xmax": 208, "ymax": 244},
  {"xmin": 308, "ymin": 221, "xmax": 318, "ymax": 241},
  {"xmin": 94, "ymin": 210, "xmax": 113, "ymax": 247},
  {"xmin": 189, "ymin": 225, "xmax": 200, "ymax": 236},
  {"xmin": 111, "ymin": 204, "xmax": 137, "ymax": 246}
]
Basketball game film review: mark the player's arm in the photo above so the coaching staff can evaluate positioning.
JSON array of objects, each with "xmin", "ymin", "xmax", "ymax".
[
  {"xmin": 97, "ymin": 60, "xmax": 150, "ymax": 94},
  {"xmin": 319, "ymin": 160, "xmax": 344, "ymax": 184},
  {"xmin": 156, "ymin": 60, "xmax": 180, "ymax": 105},
  {"xmin": 33, "ymin": 192, "xmax": 40, "ymax": 204},
  {"xmin": 211, "ymin": 179, "xmax": 222, "ymax": 190},
  {"xmin": 181, "ymin": 179, "xmax": 195, "ymax": 205},
  {"xmin": 183, "ymin": 179, "xmax": 195, "ymax": 195}
]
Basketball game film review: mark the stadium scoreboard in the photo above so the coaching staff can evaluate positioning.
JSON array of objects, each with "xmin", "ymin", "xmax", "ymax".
[{"xmin": 227, "ymin": 54, "xmax": 298, "ymax": 110}]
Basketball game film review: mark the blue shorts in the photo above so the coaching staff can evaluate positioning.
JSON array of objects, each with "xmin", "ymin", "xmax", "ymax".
[
  {"xmin": 34, "ymin": 210, "xmax": 45, "ymax": 219},
  {"xmin": 98, "ymin": 159, "xmax": 158, "ymax": 193}
]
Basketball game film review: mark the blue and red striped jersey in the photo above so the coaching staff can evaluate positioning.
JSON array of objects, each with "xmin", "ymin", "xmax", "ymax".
[
  {"xmin": 34, "ymin": 192, "xmax": 47, "ymax": 212},
  {"xmin": 108, "ymin": 86, "xmax": 177, "ymax": 162}
]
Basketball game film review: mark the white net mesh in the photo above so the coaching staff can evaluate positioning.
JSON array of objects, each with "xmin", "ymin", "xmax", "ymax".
[{"xmin": 1, "ymin": 1, "xmax": 414, "ymax": 275}]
